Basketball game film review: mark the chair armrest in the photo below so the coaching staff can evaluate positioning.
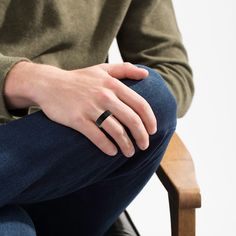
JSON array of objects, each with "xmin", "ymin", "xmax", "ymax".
[{"xmin": 156, "ymin": 133, "xmax": 201, "ymax": 209}]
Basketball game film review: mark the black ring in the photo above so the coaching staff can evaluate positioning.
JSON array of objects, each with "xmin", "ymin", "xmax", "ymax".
[{"xmin": 95, "ymin": 110, "xmax": 112, "ymax": 128}]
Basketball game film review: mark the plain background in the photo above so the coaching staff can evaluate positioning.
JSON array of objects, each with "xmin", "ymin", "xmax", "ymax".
[{"xmin": 109, "ymin": 0, "xmax": 236, "ymax": 235}]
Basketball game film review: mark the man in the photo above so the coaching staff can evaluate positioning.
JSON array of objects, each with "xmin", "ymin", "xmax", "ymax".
[{"xmin": 0, "ymin": 0, "xmax": 194, "ymax": 235}]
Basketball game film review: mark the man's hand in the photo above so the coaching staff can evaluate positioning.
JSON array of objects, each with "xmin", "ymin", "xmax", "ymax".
[{"xmin": 4, "ymin": 62, "xmax": 157, "ymax": 157}]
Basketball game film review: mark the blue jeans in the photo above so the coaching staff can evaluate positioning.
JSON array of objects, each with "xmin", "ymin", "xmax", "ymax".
[{"xmin": 0, "ymin": 65, "xmax": 177, "ymax": 236}]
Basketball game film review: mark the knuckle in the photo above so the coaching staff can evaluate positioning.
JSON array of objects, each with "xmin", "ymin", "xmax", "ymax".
[
  {"xmin": 138, "ymin": 98, "xmax": 150, "ymax": 112},
  {"xmin": 123, "ymin": 62, "xmax": 132, "ymax": 68},
  {"xmin": 98, "ymin": 63, "xmax": 109, "ymax": 72},
  {"xmin": 91, "ymin": 131, "xmax": 108, "ymax": 147},
  {"xmin": 129, "ymin": 115, "xmax": 142, "ymax": 128},
  {"xmin": 138, "ymin": 103, "xmax": 148, "ymax": 114},
  {"xmin": 141, "ymin": 103, "xmax": 153, "ymax": 118},
  {"xmin": 95, "ymin": 137, "xmax": 112, "ymax": 153},
  {"xmin": 103, "ymin": 77, "xmax": 118, "ymax": 90},
  {"xmin": 93, "ymin": 133, "xmax": 105, "ymax": 144},
  {"xmin": 124, "ymin": 140, "xmax": 134, "ymax": 151},
  {"xmin": 137, "ymin": 132, "xmax": 149, "ymax": 142},
  {"xmin": 71, "ymin": 114, "xmax": 86, "ymax": 127},
  {"xmin": 96, "ymin": 89, "xmax": 113, "ymax": 104},
  {"xmin": 113, "ymin": 126, "xmax": 126, "ymax": 139}
]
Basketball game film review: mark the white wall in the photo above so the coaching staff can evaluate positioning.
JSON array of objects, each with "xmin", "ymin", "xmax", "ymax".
[{"xmin": 109, "ymin": 0, "xmax": 236, "ymax": 235}]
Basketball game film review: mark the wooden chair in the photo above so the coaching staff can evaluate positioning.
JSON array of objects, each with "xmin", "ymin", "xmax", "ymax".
[{"xmin": 156, "ymin": 132, "xmax": 201, "ymax": 236}]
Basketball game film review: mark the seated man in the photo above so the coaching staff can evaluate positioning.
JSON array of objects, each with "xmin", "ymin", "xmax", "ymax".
[{"xmin": 0, "ymin": 0, "xmax": 193, "ymax": 235}]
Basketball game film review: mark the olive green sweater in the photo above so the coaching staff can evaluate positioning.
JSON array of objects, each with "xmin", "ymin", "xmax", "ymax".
[{"xmin": 0, "ymin": 0, "xmax": 194, "ymax": 122}]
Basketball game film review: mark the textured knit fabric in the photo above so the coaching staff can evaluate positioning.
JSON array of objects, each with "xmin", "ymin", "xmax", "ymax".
[{"xmin": 0, "ymin": 0, "xmax": 194, "ymax": 122}]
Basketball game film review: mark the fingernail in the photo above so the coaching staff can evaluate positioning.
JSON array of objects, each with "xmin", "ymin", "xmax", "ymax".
[
  {"xmin": 109, "ymin": 148, "xmax": 118, "ymax": 156},
  {"xmin": 140, "ymin": 143, "xmax": 149, "ymax": 150},
  {"xmin": 140, "ymin": 68, "xmax": 149, "ymax": 76},
  {"xmin": 150, "ymin": 128, "xmax": 157, "ymax": 135},
  {"xmin": 126, "ymin": 150, "xmax": 135, "ymax": 158}
]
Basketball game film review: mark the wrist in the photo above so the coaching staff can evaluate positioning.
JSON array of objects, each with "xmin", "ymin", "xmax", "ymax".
[
  {"xmin": 4, "ymin": 61, "xmax": 38, "ymax": 109},
  {"xmin": 4, "ymin": 61, "xmax": 65, "ymax": 110}
]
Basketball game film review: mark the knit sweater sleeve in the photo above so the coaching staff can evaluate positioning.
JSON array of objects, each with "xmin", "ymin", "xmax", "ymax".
[
  {"xmin": 0, "ymin": 53, "xmax": 30, "ymax": 122},
  {"xmin": 117, "ymin": 0, "xmax": 194, "ymax": 118}
]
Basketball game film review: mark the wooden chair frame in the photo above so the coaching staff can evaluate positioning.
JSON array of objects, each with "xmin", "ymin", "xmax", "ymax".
[{"xmin": 156, "ymin": 133, "xmax": 201, "ymax": 236}]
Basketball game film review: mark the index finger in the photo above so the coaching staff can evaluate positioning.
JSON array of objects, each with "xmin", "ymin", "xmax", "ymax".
[{"xmin": 100, "ymin": 62, "xmax": 149, "ymax": 80}]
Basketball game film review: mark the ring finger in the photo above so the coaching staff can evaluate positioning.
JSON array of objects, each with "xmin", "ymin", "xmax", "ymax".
[{"xmin": 96, "ymin": 110, "xmax": 135, "ymax": 158}]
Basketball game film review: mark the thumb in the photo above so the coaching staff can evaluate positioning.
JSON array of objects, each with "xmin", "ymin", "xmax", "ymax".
[{"xmin": 100, "ymin": 62, "xmax": 149, "ymax": 80}]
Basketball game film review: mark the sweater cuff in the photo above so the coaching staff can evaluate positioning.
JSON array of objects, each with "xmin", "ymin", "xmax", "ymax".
[{"xmin": 0, "ymin": 55, "xmax": 31, "ymax": 123}]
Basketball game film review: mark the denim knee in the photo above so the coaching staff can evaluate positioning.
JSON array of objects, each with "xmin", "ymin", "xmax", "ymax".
[
  {"xmin": 0, "ymin": 205, "xmax": 36, "ymax": 236},
  {"xmin": 123, "ymin": 64, "xmax": 177, "ymax": 133}
]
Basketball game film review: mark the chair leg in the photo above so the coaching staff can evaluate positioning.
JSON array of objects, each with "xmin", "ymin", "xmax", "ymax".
[{"xmin": 169, "ymin": 195, "xmax": 196, "ymax": 236}]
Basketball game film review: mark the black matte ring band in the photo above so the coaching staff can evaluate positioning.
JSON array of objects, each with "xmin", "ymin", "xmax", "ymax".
[{"xmin": 95, "ymin": 110, "xmax": 112, "ymax": 128}]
